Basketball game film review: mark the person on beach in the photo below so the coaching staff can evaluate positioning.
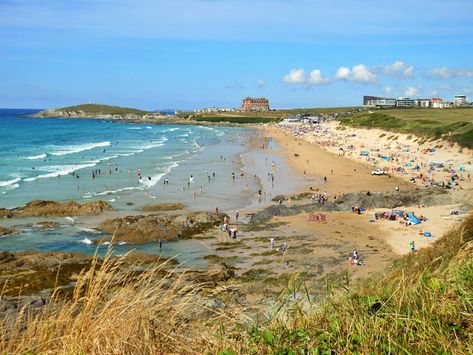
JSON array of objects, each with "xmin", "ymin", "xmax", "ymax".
[
  {"xmin": 409, "ymin": 241, "xmax": 416, "ymax": 252},
  {"xmin": 235, "ymin": 211, "xmax": 239, "ymax": 222},
  {"xmin": 270, "ymin": 238, "xmax": 275, "ymax": 249},
  {"xmin": 353, "ymin": 249, "xmax": 358, "ymax": 260},
  {"xmin": 158, "ymin": 240, "xmax": 162, "ymax": 251}
]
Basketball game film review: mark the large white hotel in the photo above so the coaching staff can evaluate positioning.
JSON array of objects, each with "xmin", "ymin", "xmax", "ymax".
[{"xmin": 363, "ymin": 95, "xmax": 469, "ymax": 109}]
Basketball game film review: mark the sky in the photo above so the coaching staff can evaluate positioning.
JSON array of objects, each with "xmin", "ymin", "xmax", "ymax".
[{"xmin": 0, "ymin": 0, "xmax": 472, "ymax": 110}]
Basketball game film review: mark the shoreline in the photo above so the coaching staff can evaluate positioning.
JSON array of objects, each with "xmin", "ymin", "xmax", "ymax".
[{"xmin": 1, "ymin": 118, "xmax": 471, "ymax": 304}]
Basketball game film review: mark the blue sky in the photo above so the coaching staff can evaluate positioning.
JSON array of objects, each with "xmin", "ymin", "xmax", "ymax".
[{"xmin": 0, "ymin": 0, "xmax": 472, "ymax": 110}]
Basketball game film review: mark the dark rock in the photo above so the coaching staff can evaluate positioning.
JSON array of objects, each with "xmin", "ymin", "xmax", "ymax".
[
  {"xmin": 96, "ymin": 211, "xmax": 227, "ymax": 244},
  {"xmin": 139, "ymin": 203, "xmax": 187, "ymax": 212},
  {"xmin": 251, "ymin": 189, "xmax": 454, "ymax": 224},
  {"xmin": 0, "ymin": 226, "xmax": 16, "ymax": 236},
  {"xmin": 193, "ymin": 263, "xmax": 235, "ymax": 285},
  {"xmin": 2, "ymin": 200, "xmax": 114, "ymax": 218}
]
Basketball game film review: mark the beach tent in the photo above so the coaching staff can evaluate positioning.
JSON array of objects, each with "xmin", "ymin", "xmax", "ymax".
[
  {"xmin": 392, "ymin": 210, "xmax": 404, "ymax": 216},
  {"xmin": 410, "ymin": 217, "xmax": 421, "ymax": 225}
]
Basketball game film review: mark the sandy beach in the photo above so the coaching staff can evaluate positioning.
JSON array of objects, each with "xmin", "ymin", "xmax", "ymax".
[
  {"xmin": 257, "ymin": 121, "xmax": 471, "ymax": 262},
  {"xmin": 1, "ymin": 119, "xmax": 471, "ymax": 305}
]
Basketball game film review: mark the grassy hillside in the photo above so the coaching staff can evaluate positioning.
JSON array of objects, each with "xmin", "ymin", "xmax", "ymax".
[
  {"xmin": 57, "ymin": 104, "xmax": 150, "ymax": 115},
  {"xmin": 1, "ymin": 213, "xmax": 472, "ymax": 353},
  {"xmin": 340, "ymin": 108, "xmax": 473, "ymax": 149},
  {"xmin": 193, "ymin": 115, "xmax": 283, "ymax": 124},
  {"xmin": 179, "ymin": 107, "xmax": 360, "ymax": 122}
]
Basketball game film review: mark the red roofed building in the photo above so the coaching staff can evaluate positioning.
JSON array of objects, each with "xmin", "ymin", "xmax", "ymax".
[
  {"xmin": 431, "ymin": 98, "xmax": 443, "ymax": 108},
  {"xmin": 241, "ymin": 97, "xmax": 270, "ymax": 111}
]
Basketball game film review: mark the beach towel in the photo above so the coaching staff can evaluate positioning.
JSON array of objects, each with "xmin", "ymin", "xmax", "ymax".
[{"xmin": 423, "ymin": 231, "xmax": 432, "ymax": 237}]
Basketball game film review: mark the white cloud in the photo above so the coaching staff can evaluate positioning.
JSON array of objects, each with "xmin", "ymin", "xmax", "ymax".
[
  {"xmin": 383, "ymin": 61, "xmax": 415, "ymax": 78},
  {"xmin": 384, "ymin": 87, "xmax": 393, "ymax": 94},
  {"xmin": 256, "ymin": 80, "xmax": 266, "ymax": 88},
  {"xmin": 283, "ymin": 68, "xmax": 306, "ymax": 84},
  {"xmin": 404, "ymin": 86, "xmax": 419, "ymax": 97},
  {"xmin": 352, "ymin": 64, "xmax": 376, "ymax": 82},
  {"xmin": 428, "ymin": 67, "xmax": 473, "ymax": 79},
  {"xmin": 334, "ymin": 64, "xmax": 376, "ymax": 82},
  {"xmin": 308, "ymin": 69, "xmax": 330, "ymax": 84},
  {"xmin": 283, "ymin": 68, "xmax": 329, "ymax": 85},
  {"xmin": 335, "ymin": 67, "xmax": 351, "ymax": 80}
]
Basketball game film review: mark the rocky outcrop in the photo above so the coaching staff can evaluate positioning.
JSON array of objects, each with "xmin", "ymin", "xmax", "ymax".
[
  {"xmin": 0, "ymin": 226, "xmax": 16, "ymax": 236},
  {"xmin": 139, "ymin": 203, "xmax": 187, "ymax": 212},
  {"xmin": 251, "ymin": 188, "xmax": 455, "ymax": 224},
  {"xmin": 0, "ymin": 249, "xmax": 181, "ymax": 297},
  {"xmin": 0, "ymin": 200, "xmax": 113, "ymax": 218},
  {"xmin": 33, "ymin": 109, "xmax": 167, "ymax": 121},
  {"xmin": 96, "ymin": 212, "xmax": 226, "ymax": 244},
  {"xmin": 0, "ymin": 250, "xmax": 93, "ymax": 296},
  {"xmin": 191, "ymin": 263, "xmax": 236, "ymax": 285}
]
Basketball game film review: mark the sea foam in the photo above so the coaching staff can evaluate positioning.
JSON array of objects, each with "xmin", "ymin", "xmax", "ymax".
[
  {"xmin": 23, "ymin": 163, "xmax": 97, "ymax": 182},
  {"xmin": 24, "ymin": 153, "xmax": 47, "ymax": 160},
  {"xmin": 0, "ymin": 178, "xmax": 21, "ymax": 187},
  {"xmin": 50, "ymin": 141, "xmax": 111, "ymax": 156}
]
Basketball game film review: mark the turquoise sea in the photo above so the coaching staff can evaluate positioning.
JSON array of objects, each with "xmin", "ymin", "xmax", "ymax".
[{"xmin": 0, "ymin": 109, "xmax": 309, "ymax": 267}]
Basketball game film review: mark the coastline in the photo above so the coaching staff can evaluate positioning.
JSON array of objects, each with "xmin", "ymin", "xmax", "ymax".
[{"xmin": 1, "ymin": 116, "xmax": 471, "ymax": 306}]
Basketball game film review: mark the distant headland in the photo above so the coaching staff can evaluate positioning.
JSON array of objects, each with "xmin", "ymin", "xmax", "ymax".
[{"xmin": 31, "ymin": 103, "xmax": 167, "ymax": 121}]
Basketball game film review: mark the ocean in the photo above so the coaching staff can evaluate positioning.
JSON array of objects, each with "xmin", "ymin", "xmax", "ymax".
[
  {"xmin": 0, "ymin": 109, "xmax": 309, "ymax": 266},
  {"xmin": 0, "ymin": 109, "xmax": 256, "ymax": 210}
]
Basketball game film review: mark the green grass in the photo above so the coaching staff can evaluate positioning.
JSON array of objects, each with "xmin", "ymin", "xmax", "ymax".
[
  {"xmin": 58, "ymin": 104, "xmax": 150, "ymax": 115},
  {"xmin": 217, "ymin": 213, "xmax": 473, "ymax": 354},
  {"xmin": 178, "ymin": 107, "xmax": 361, "ymax": 123},
  {"xmin": 340, "ymin": 109, "xmax": 473, "ymax": 148},
  {"xmin": 193, "ymin": 116, "xmax": 283, "ymax": 124}
]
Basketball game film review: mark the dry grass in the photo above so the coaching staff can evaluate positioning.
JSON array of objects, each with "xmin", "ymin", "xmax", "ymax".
[
  {"xmin": 0, "ymin": 247, "xmax": 244, "ymax": 354},
  {"xmin": 1, "ymin": 215, "xmax": 472, "ymax": 353}
]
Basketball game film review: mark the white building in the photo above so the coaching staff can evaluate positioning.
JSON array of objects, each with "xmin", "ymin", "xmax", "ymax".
[
  {"xmin": 416, "ymin": 99, "xmax": 431, "ymax": 108},
  {"xmin": 431, "ymin": 98, "xmax": 443, "ymax": 109},
  {"xmin": 453, "ymin": 95, "xmax": 467, "ymax": 107},
  {"xmin": 396, "ymin": 98, "xmax": 416, "ymax": 108}
]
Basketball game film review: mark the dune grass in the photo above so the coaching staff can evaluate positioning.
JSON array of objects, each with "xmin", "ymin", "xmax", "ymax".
[
  {"xmin": 340, "ymin": 109, "xmax": 473, "ymax": 149},
  {"xmin": 1, "ymin": 214, "xmax": 472, "ymax": 353},
  {"xmin": 0, "ymin": 249, "xmax": 242, "ymax": 354}
]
